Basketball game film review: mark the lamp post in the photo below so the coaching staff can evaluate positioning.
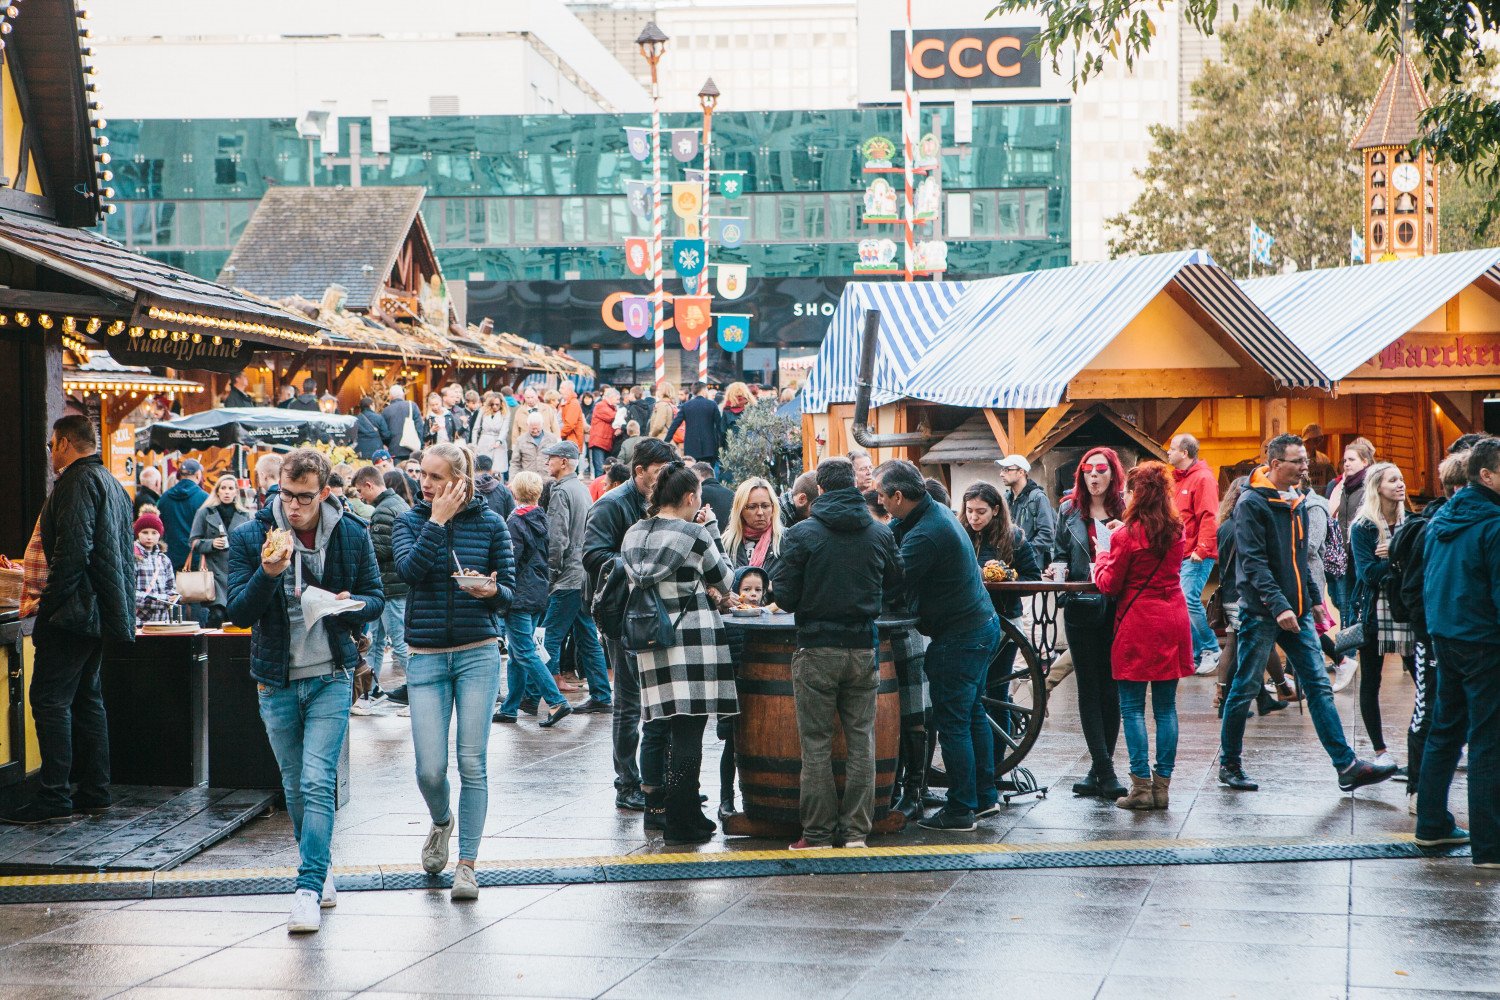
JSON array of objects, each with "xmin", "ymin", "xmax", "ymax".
[
  {"xmin": 697, "ymin": 77, "xmax": 719, "ymax": 385},
  {"xmin": 636, "ymin": 21, "xmax": 669, "ymax": 390}
]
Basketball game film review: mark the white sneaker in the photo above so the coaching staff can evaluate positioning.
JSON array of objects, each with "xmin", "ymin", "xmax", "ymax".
[
  {"xmin": 320, "ymin": 873, "xmax": 337, "ymax": 908},
  {"xmin": 1195, "ymin": 651, "xmax": 1220, "ymax": 676},
  {"xmin": 451, "ymin": 862, "xmax": 479, "ymax": 901},
  {"xmin": 1408, "ymin": 793, "xmax": 1418, "ymax": 816},
  {"xmin": 422, "ymin": 816, "xmax": 453, "ymax": 874},
  {"xmin": 348, "ymin": 699, "xmax": 371, "ymax": 717},
  {"xmin": 843, "ymin": 838, "xmax": 868, "ymax": 849},
  {"xmin": 1331, "ymin": 657, "xmax": 1359, "ymax": 693},
  {"xmin": 396, "ymin": 706, "xmax": 411, "ymax": 717},
  {"xmin": 1373, "ymin": 750, "xmax": 1398, "ymax": 770},
  {"xmin": 287, "ymin": 888, "xmax": 322, "ymax": 933}
]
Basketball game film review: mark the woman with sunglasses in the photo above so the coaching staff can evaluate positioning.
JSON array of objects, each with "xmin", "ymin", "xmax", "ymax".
[{"xmin": 1051, "ymin": 448, "xmax": 1129, "ymax": 800}]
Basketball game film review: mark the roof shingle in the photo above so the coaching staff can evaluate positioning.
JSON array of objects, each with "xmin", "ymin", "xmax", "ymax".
[{"xmin": 1351, "ymin": 54, "xmax": 1432, "ymax": 150}]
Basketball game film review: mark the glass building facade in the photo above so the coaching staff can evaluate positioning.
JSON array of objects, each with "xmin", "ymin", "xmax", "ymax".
[{"xmin": 101, "ymin": 106, "xmax": 1070, "ymax": 381}]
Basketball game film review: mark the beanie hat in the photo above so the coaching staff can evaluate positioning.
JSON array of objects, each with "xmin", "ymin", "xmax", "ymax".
[{"xmin": 134, "ymin": 512, "xmax": 165, "ymax": 536}]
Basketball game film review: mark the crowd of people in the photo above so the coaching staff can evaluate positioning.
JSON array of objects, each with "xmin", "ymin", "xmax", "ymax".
[{"xmin": 6, "ymin": 389, "xmax": 1496, "ymax": 937}]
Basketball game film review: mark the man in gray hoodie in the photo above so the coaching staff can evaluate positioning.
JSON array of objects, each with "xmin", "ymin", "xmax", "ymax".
[{"xmin": 540, "ymin": 441, "xmax": 612, "ymax": 713}]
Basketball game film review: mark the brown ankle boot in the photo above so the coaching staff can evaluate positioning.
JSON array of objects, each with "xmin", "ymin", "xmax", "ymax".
[
  {"xmin": 1116, "ymin": 773, "xmax": 1154, "ymax": 811},
  {"xmin": 1151, "ymin": 772, "xmax": 1170, "ymax": 810}
]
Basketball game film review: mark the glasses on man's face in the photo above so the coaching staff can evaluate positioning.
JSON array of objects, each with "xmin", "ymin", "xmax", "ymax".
[{"xmin": 283, "ymin": 490, "xmax": 321, "ymax": 507}]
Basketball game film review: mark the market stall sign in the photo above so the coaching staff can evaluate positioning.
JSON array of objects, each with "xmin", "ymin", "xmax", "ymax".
[
  {"xmin": 107, "ymin": 334, "xmax": 257, "ymax": 374},
  {"xmin": 1352, "ymin": 333, "xmax": 1500, "ymax": 377}
]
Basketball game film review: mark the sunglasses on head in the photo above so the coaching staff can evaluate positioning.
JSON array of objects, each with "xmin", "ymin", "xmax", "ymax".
[{"xmin": 1081, "ymin": 462, "xmax": 1110, "ymax": 474}]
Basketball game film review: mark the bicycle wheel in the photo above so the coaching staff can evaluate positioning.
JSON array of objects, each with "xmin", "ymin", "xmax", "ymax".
[{"xmin": 983, "ymin": 615, "xmax": 1047, "ymax": 776}]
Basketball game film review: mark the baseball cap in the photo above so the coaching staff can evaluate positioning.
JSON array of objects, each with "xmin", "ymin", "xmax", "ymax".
[
  {"xmin": 372, "ymin": 448, "xmax": 392, "ymax": 463},
  {"xmin": 996, "ymin": 455, "xmax": 1031, "ymax": 473},
  {"xmin": 178, "ymin": 458, "xmax": 203, "ymax": 475},
  {"xmin": 541, "ymin": 440, "xmax": 580, "ymax": 460}
]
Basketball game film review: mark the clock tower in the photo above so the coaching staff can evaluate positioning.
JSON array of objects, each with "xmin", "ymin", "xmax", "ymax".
[{"xmin": 1352, "ymin": 53, "xmax": 1438, "ymax": 261}]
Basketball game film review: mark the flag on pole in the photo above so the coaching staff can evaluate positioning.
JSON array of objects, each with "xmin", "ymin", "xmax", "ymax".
[
  {"xmin": 1350, "ymin": 226, "xmax": 1366, "ymax": 265},
  {"xmin": 1250, "ymin": 221, "xmax": 1275, "ymax": 266},
  {"xmin": 624, "ymin": 128, "xmax": 651, "ymax": 162}
]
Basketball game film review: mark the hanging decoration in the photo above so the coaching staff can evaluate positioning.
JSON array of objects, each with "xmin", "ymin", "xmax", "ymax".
[
  {"xmin": 671, "ymin": 181, "xmax": 703, "ymax": 220},
  {"xmin": 863, "ymin": 178, "xmax": 899, "ymax": 221},
  {"xmin": 860, "ymin": 135, "xmax": 897, "ymax": 170},
  {"xmin": 671, "ymin": 129, "xmax": 700, "ymax": 163},
  {"xmin": 682, "ymin": 273, "xmax": 702, "ymax": 294},
  {"xmin": 915, "ymin": 176, "xmax": 940, "ymax": 220},
  {"xmin": 673, "ymin": 238, "xmax": 706, "ymax": 277},
  {"xmin": 718, "ymin": 171, "xmax": 745, "ymax": 200},
  {"xmin": 622, "ymin": 296, "xmax": 652, "ymax": 339},
  {"xmin": 856, "ymin": 238, "xmax": 900, "ymax": 273},
  {"xmin": 914, "ymin": 241, "xmax": 948, "ymax": 273},
  {"xmin": 712, "ymin": 216, "xmax": 747, "ymax": 248},
  {"xmin": 914, "ymin": 131, "xmax": 940, "ymax": 170},
  {"xmin": 716, "ymin": 314, "xmax": 750, "ymax": 353},
  {"xmin": 675, "ymin": 296, "xmax": 712, "ymax": 349},
  {"xmin": 684, "ymin": 169, "xmax": 706, "ymax": 184},
  {"xmin": 715, "ymin": 263, "xmax": 749, "ymax": 300},
  {"xmin": 625, "ymin": 180, "xmax": 650, "ymax": 219},
  {"xmin": 625, "ymin": 127, "xmax": 651, "ymax": 162},
  {"xmin": 624, "ymin": 237, "xmax": 650, "ymax": 276}
]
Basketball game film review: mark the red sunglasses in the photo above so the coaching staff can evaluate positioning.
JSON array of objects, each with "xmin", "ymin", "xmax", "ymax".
[{"xmin": 1081, "ymin": 462, "xmax": 1111, "ymax": 473}]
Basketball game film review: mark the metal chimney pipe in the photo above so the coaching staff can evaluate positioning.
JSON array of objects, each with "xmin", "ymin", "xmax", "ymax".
[{"xmin": 850, "ymin": 308, "xmax": 939, "ymax": 449}]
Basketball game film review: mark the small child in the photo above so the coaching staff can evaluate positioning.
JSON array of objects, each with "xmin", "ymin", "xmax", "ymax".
[
  {"xmin": 732, "ymin": 566, "xmax": 769, "ymax": 608},
  {"xmin": 132, "ymin": 509, "xmax": 178, "ymax": 625}
]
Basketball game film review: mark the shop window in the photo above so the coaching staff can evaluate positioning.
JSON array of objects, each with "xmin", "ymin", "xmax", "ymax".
[
  {"xmin": 996, "ymin": 191, "xmax": 1020, "ymax": 237},
  {"xmin": 1022, "ymin": 192, "xmax": 1048, "ymax": 238}
]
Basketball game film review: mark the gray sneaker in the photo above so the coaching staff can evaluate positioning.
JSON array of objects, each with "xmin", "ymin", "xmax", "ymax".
[
  {"xmin": 451, "ymin": 862, "xmax": 479, "ymax": 901},
  {"xmin": 422, "ymin": 816, "xmax": 454, "ymax": 874},
  {"xmin": 320, "ymin": 873, "xmax": 338, "ymax": 908}
]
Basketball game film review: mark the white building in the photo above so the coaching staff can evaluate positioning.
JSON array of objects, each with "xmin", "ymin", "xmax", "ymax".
[{"xmin": 86, "ymin": 0, "xmax": 650, "ymax": 119}]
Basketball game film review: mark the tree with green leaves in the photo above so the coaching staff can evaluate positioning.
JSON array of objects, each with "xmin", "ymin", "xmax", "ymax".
[{"xmin": 990, "ymin": 0, "xmax": 1500, "ymax": 200}]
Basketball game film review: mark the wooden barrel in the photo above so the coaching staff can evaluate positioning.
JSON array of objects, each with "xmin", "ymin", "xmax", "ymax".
[{"xmin": 734, "ymin": 635, "xmax": 900, "ymax": 835}]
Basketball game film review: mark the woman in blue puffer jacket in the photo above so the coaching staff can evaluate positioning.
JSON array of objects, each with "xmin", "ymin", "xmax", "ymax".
[{"xmin": 393, "ymin": 442, "xmax": 515, "ymax": 902}]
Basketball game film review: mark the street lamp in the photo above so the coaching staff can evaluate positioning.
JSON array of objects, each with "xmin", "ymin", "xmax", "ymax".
[
  {"xmin": 637, "ymin": 21, "xmax": 669, "ymax": 389},
  {"xmin": 696, "ymin": 77, "xmax": 719, "ymax": 384}
]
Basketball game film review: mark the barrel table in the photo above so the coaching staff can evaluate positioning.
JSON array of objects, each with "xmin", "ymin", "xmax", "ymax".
[{"xmin": 721, "ymin": 613, "xmax": 916, "ymax": 840}]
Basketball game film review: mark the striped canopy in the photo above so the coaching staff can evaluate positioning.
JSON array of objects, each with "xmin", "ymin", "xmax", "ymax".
[{"xmin": 1240, "ymin": 248, "xmax": 1500, "ymax": 381}]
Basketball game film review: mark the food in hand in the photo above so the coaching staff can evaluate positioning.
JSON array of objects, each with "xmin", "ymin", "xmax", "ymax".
[
  {"xmin": 261, "ymin": 528, "xmax": 293, "ymax": 562},
  {"xmin": 982, "ymin": 559, "xmax": 1017, "ymax": 583},
  {"xmin": 0, "ymin": 554, "xmax": 19, "ymax": 569}
]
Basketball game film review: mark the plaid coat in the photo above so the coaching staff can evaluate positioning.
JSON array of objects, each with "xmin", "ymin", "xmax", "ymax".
[{"xmin": 621, "ymin": 516, "xmax": 737, "ymax": 721}]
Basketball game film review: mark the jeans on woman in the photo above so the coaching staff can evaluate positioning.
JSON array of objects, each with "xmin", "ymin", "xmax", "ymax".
[
  {"xmin": 366, "ymin": 595, "xmax": 409, "ymax": 685},
  {"xmin": 408, "ymin": 644, "xmax": 503, "ymax": 861},
  {"xmin": 1117, "ymin": 679, "xmax": 1179, "ymax": 779},
  {"xmin": 499, "ymin": 611, "xmax": 565, "ymax": 716},
  {"xmin": 640, "ymin": 716, "xmax": 675, "ymax": 788}
]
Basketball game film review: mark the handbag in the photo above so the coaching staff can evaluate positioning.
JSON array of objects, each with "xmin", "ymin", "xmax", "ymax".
[
  {"xmin": 176, "ymin": 549, "xmax": 215, "ymax": 605},
  {"xmin": 399, "ymin": 406, "xmax": 421, "ymax": 453},
  {"xmin": 1063, "ymin": 590, "xmax": 1112, "ymax": 628}
]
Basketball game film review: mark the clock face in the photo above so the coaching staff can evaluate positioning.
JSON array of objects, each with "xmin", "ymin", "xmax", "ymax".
[{"xmin": 1391, "ymin": 163, "xmax": 1421, "ymax": 193}]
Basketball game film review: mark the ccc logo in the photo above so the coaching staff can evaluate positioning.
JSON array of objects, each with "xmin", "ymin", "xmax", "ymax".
[{"xmin": 889, "ymin": 27, "xmax": 1040, "ymax": 90}]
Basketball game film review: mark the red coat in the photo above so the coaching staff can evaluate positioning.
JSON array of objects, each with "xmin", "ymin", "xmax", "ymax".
[
  {"xmin": 588, "ymin": 399, "xmax": 617, "ymax": 451},
  {"xmin": 1172, "ymin": 459, "xmax": 1219, "ymax": 559},
  {"xmin": 1093, "ymin": 524, "xmax": 1194, "ymax": 682}
]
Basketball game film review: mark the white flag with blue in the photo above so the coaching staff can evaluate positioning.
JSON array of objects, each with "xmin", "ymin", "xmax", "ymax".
[
  {"xmin": 1250, "ymin": 221, "xmax": 1275, "ymax": 266},
  {"xmin": 1350, "ymin": 226, "xmax": 1365, "ymax": 264}
]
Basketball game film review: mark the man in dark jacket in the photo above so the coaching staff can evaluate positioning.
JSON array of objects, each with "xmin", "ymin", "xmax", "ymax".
[
  {"xmin": 353, "ymin": 466, "xmax": 409, "ymax": 704},
  {"xmin": 666, "ymin": 382, "xmax": 722, "ymax": 463},
  {"xmin": 474, "ymin": 455, "xmax": 515, "ymax": 520},
  {"xmin": 226, "ymin": 448, "xmax": 384, "ymax": 931},
  {"xmin": 3, "ymin": 416, "xmax": 135, "ymax": 825},
  {"xmin": 876, "ymin": 459, "xmax": 999, "ymax": 832},
  {"xmin": 1415, "ymin": 438, "xmax": 1500, "ymax": 867},
  {"xmin": 224, "ymin": 370, "xmax": 256, "ymax": 408},
  {"xmin": 353, "ymin": 396, "xmax": 390, "ymax": 459},
  {"xmin": 134, "ymin": 465, "xmax": 162, "ymax": 516},
  {"xmin": 540, "ymin": 441, "xmax": 610, "ymax": 717},
  {"xmin": 773, "ymin": 458, "xmax": 902, "ymax": 849},
  {"xmin": 779, "ymin": 470, "xmax": 818, "ymax": 528},
  {"xmin": 381, "ymin": 384, "xmax": 420, "ymax": 461},
  {"xmin": 1219, "ymin": 433, "xmax": 1394, "ymax": 796},
  {"xmin": 287, "ymin": 377, "xmax": 322, "ymax": 412},
  {"xmin": 582, "ymin": 437, "xmax": 677, "ymax": 810},
  {"xmin": 997, "ymin": 455, "xmax": 1056, "ymax": 573},
  {"xmin": 693, "ymin": 462, "xmax": 735, "ymax": 529},
  {"xmin": 157, "ymin": 458, "xmax": 208, "ymax": 568}
]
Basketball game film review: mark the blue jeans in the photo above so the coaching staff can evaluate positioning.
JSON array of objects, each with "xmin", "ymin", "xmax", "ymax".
[
  {"xmin": 408, "ymin": 645, "xmax": 504, "ymax": 861},
  {"xmin": 1418, "ymin": 639, "xmax": 1500, "ymax": 864},
  {"xmin": 590, "ymin": 446, "xmax": 610, "ymax": 477},
  {"xmin": 1118, "ymin": 679, "xmax": 1180, "ymax": 779},
  {"xmin": 366, "ymin": 594, "xmax": 409, "ymax": 685},
  {"xmin": 1221, "ymin": 611, "xmax": 1354, "ymax": 772},
  {"xmin": 542, "ymin": 589, "xmax": 611, "ymax": 703},
  {"xmin": 1180, "ymin": 557, "xmax": 1217, "ymax": 660},
  {"xmin": 499, "ymin": 611, "xmax": 565, "ymax": 715},
  {"xmin": 926, "ymin": 615, "xmax": 1002, "ymax": 813},
  {"xmin": 1327, "ymin": 570, "xmax": 1354, "ymax": 632},
  {"xmin": 257, "ymin": 671, "xmax": 352, "ymax": 893}
]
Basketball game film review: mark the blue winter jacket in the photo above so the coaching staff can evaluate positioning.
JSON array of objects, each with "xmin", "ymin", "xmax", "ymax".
[
  {"xmin": 158, "ymin": 479, "xmax": 209, "ymax": 567},
  {"xmin": 227, "ymin": 502, "xmax": 386, "ymax": 687},
  {"xmin": 507, "ymin": 505, "xmax": 550, "ymax": 616},
  {"xmin": 1422, "ymin": 484, "xmax": 1500, "ymax": 645},
  {"xmin": 393, "ymin": 495, "xmax": 516, "ymax": 649},
  {"xmin": 891, "ymin": 492, "xmax": 995, "ymax": 639}
]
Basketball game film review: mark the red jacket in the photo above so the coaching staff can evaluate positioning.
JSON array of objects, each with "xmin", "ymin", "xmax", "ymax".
[
  {"xmin": 1093, "ymin": 525, "xmax": 1194, "ymax": 682},
  {"xmin": 588, "ymin": 399, "xmax": 617, "ymax": 451},
  {"xmin": 1173, "ymin": 459, "xmax": 1219, "ymax": 560},
  {"xmin": 559, "ymin": 396, "xmax": 585, "ymax": 449}
]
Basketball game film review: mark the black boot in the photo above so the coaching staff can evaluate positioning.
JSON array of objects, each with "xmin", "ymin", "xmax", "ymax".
[
  {"xmin": 643, "ymin": 786, "xmax": 667, "ymax": 833},
  {"xmin": 894, "ymin": 728, "xmax": 929, "ymax": 821},
  {"xmin": 1256, "ymin": 689, "xmax": 1289, "ymax": 716},
  {"xmin": 664, "ymin": 766, "xmax": 714, "ymax": 845},
  {"xmin": 1095, "ymin": 761, "xmax": 1128, "ymax": 800},
  {"xmin": 1072, "ymin": 764, "xmax": 1102, "ymax": 797}
]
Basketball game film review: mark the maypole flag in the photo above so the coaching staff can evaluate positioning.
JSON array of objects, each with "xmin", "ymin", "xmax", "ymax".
[
  {"xmin": 711, "ymin": 217, "xmax": 746, "ymax": 248},
  {"xmin": 671, "ymin": 129, "xmax": 700, "ymax": 163},
  {"xmin": 625, "ymin": 180, "xmax": 650, "ymax": 219},
  {"xmin": 673, "ymin": 238, "xmax": 706, "ymax": 277},
  {"xmin": 622, "ymin": 296, "xmax": 652, "ymax": 338},
  {"xmin": 716, "ymin": 314, "xmax": 750, "ymax": 353},
  {"xmin": 624, "ymin": 238, "xmax": 650, "ymax": 276},
  {"xmin": 1250, "ymin": 221, "xmax": 1275, "ymax": 266},
  {"xmin": 671, "ymin": 181, "xmax": 703, "ymax": 220},
  {"xmin": 625, "ymin": 128, "xmax": 651, "ymax": 162},
  {"xmin": 719, "ymin": 171, "xmax": 745, "ymax": 199},
  {"xmin": 715, "ymin": 263, "xmax": 749, "ymax": 299},
  {"xmin": 675, "ymin": 296, "xmax": 712, "ymax": 349},
  {"xmin": 1350, "ymin": 226, "xmax": 1366, "ymax": 264}
]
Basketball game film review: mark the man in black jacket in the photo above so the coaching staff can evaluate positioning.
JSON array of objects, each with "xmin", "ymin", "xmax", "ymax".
[
  {"xmin": 1219, "ymin": 433, "xmax": 1395, "ymax": 794},
  {"xmin": 582, "ymin": 437, "xmax": 677, "ymax": 811},
  {"xmin": 353, "ymin": 396, "xmax": 391, "ymax": 459},
  {"xmin": 382, "ymin": 383, "xmax": 420, "ymax": 461},
  {"xmin": 666, "ymin": 382, "xmax": 721, "ymax": 464},
  {"xmin": 4, "ymin": 416, "xmax": 136, "ymax": 825},
  {"xmin": 773, "ymin": 458, "xmax": 902, "ymax": 849},
  {"xmin": 223, "ymin": 370, "xmax": 256, "ymax": 408},
  {"xmin": 692, "ymin": 462, "xmax": 735, "ymax": 529},
  {"xmin": 287, "ymin": 377, "xmax": 322, "ymax": 412}
]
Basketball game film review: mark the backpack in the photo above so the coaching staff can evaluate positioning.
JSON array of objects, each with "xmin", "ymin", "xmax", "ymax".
[
  {"xmin": 622, "ymin": 580, "xmax": 689, "ymax": 653},
  {"xmin": 1323, "ymin": 515, "xmax": 1348, "ymax": 579},
  {"xmin": 1384, "ymin": 516, "xmax": 1428, "ymax": 625},
  {"xmin": 592, "ymin": 560, "xmax": 629, "ymax": 641}
]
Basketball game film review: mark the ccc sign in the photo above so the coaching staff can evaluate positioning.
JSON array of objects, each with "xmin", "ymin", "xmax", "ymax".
[{"xmin": 889, "ymin": 27, "xmax": 1041, "ymax": 90}]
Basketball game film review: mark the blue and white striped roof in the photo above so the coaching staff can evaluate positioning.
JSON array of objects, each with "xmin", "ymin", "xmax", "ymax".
[
  {"xmin": 1240, "ymin": 248, "xmax": 1500, "ymax": 381},
  {"xmin": 799, "ymin": 279, "xmax": 969, "ymax": 413}
]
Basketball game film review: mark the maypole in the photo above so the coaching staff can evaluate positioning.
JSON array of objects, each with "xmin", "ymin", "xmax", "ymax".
[
  {"xmin": 637, "ymin": 23, "xmax": 669, "ymax": 388},
  {"xmin": 697, "ymin": 78, "xmax": 719, "ymax": 384},
  {"xmin": 901, "ymin": 0, "xmax": 917, "ymax": 282}
]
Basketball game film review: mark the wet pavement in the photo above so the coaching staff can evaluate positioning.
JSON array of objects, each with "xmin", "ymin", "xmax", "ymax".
[{"xmin": 2, "ymin": 655, "xmax": 1495, "ymax": 998}]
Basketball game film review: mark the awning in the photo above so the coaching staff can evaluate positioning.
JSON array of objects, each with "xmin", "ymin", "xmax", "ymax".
[{"xmin": 65, "ymin": 350, "xmax": 204, "ymax": 397}]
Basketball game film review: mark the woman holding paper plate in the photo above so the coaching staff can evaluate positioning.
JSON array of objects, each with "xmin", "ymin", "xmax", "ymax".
[{"xmin": 393, "ymin": 441, "xmax": 516, "ymax": 902}]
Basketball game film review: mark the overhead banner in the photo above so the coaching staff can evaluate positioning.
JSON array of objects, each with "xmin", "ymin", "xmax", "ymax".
[
  {"xmin": 624, "ymin": 237, "xmax": 650, "ymax": 276},
  {"xmin": 675, "ymin": 295, "xmax": 712, "ymax": 349},
  {"xmin": 622, "ymin": 295, "xmax": 652, "ymax": 338},
  {"xmin": 625, "ymin": 180, "xmax": 650, "ymax": 219},
  {"xmin": 670, "ymin": 129, "xmax": 701, "ymax": 162},
  {"xmin": 673, "ymin": 238, "xmax": 706, "ymax": 277},
  {"xmin": 712, "ymin": 216, "xmax": 746, "ymax": 249},
  {"xmin": 671, "ymin": 181, "xmax": 703, "ymax": 220},
  {"xmin": 715, "ymin": 263, "xmax": 749, "ymax": 300},
  {"xmin": 719, "ymin": 171, "xmax": 745, "ymax": 200},
  {"xmin": 716, "ymin": 314, "xmax": 750, "ymax": 353}
]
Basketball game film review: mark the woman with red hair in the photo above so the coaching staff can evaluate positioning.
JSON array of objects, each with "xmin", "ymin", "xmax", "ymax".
[
  {"xmin": 1051, "ymin": 447, "xmax": 1130, "ymax": 800},
  {"xmin": 1093, "ymin": 461, "xmax": 1194, "ymax": 810}
]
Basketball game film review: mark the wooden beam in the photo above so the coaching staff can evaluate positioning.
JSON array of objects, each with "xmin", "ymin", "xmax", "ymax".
[
  {"xmin": 1019, "ymin": 403, "xmax": 1073, "ymax": 456},
  {"xmin": 1006, "ymin": 409, "xmax": 1026, "ymax": 453},
  {"xmin": 1067, "ymin": 367, "xmax": 1269, "ymax": 400},
  {"xmin": 277, "ymin": 350, "xmax": 310, "ymax": 385},
  {"xmin": 0, "ymin": 289, "xmax": 132, "ymax": 316},
  {"xmin": 1339, "ymin": 376, "xmax": 1500, "ymax": 394},
  {"xmin": 1152, "ymin": 398, "xmax": 1203, "ymax": 441},
  {"xmin": 982, "ymin": 408, "xmax": 1010, "ymax": 453},
  {"xmin": 1431, "ymin": 391, "xmax": 1475, "ymax": 435},
  {"xmin": 329, "ymin": 357, "xmax": 360, "ymax": 395}
]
